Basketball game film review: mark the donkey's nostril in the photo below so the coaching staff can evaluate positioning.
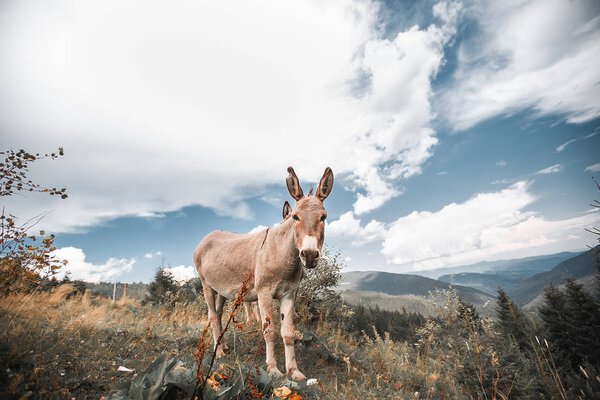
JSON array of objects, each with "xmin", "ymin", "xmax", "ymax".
[{"xmin": 300, "ymin": 249, "xmax": 319, "ymax": 268}]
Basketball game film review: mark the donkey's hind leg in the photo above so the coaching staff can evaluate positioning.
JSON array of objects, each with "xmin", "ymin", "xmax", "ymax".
[
  {"xmin": 215, "ymin": 294, "xmax": 229, "ymax": 353},
  {"xmin": 203, "ymin": 286, "xmax": 227, "ymax": 358}
]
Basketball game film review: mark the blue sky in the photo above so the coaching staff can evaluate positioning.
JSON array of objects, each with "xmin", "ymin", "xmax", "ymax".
[{"xmin": 1, "ymin": 0, "xmax": 599, "ymax": 282}]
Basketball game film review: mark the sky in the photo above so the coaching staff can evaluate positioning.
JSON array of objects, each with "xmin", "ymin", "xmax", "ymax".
[{"xmin": 1, "ymin": 0, "xmax": 599, "ymax": 283}]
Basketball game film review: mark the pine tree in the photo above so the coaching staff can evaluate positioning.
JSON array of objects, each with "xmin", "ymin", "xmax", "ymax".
[
  {"xmin": 539, "ymin": 283, "xmax": 569, "ymax": 360},
  {"xmin": 496, "ymin": 288, "xmax": 531, "ymax": 352},
  {"xmin": 564, "ymin": 279, "xmax": 600, "ymax": 367},
  {"xmin": 144, "ymin": 268, "xmax": 178, "ymax": 306}
]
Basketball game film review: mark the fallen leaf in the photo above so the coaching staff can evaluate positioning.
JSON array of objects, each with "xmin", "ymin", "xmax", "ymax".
[
  {"xmin": 207, "ymin": 376, "xmax": 220, "ymax": 391},
  {"xmin": 273, "ymin": 386, "xmax": 292, "ymax": 399}
]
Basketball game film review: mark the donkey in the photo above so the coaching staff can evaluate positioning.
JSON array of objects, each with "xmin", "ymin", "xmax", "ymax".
[
  {"xmin": 194, "ymin": 167, "xmax": 334, "ymax": 381},
  {"xmin": 244, "ymin": 201, "xmax": 293, "ymax": 324}
]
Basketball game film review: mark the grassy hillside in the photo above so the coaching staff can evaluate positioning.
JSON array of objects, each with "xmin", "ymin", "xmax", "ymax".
[
  {"xmin": 2, "ymin": 281, "xmax": 599, "ymax": 398},
  {"xmin": 509, "ymin": 248, "xmax": 598, "ymax": 305},
  {"xmin": 339, "ymin": 271, "xmax": 494, "ymax": 309},
  {"xmin": 340, "ymin": 290, "xmax": 437, "ymax": 317}
]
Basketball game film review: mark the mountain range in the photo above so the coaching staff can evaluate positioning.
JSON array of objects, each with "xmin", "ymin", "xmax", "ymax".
[
  {"xmin": 339, "ymin": 249, "xmax": 598, "ymax": 313},
  {"xmin": 338, "ymin": 271, "xmax": 495, "ymax": 314}
]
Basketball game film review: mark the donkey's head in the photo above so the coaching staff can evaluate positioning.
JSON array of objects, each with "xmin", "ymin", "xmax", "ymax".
[{"xmin": 285, "ymin": 166, "xmax": 334, "ymax": 269}]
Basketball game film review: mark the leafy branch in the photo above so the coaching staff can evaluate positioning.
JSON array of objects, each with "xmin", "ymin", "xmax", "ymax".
[
  {"xmin": 0, "ymin": 147, "xmax": 68, "ymax": 295},
  {"xmin": 0, "ymin": 148, "xmax": 68, "ymax": 198}
]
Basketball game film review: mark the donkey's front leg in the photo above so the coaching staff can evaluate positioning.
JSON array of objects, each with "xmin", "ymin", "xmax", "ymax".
[
  {"xmin": 257, "ymin": 293, "xmax": 283, "ymax": 377},
  {"xmin": 280, "ymin": 294, "xmax": 306, "ymax": 381}
]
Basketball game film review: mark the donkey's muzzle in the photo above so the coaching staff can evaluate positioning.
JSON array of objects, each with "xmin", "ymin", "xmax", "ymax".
[{"xmin": 300, "ymin": 249, "xmax": 320, "ymax": 269}]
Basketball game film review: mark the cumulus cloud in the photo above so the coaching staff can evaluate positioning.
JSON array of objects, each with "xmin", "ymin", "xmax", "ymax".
[
  {"xmin": 584, "ymin": 163, "xmax": 600, "ymax": 173},
  {"xmin": 353, "ymin": 167, "xmax": 403, "ymax": 215},
  {"xmin": 381, "ymin": 182, "xmax": 600, "ymax": 270},
  {"xmin": 535, "ymin": 164, "xmax": 564, "ymax": 175},
  {"xmin": 443, "ymin": 0, "xmax": 600, "ymax": 131},
  {"xmin": 52, "ymin": 247, "xmax": 135, "ymax": 282},
  {"xmin": 164, "ymin": 265, "xmax": 197, "ymax": 283},
  {"xmin": 248, "ymin": 225, "xmax": 269, "ymax": 234},
  {"xmin": 328, "ymin": 211, "xmax": 386, "ymax": 246},
  {"xmin": 0, "ymin": 0, "xmax": 462, "ymax": 232}
]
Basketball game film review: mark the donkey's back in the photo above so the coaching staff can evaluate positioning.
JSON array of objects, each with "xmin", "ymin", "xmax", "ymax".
[{"xmin": 194, "ymin": 229, "xmax": 264, "ymax": 299}]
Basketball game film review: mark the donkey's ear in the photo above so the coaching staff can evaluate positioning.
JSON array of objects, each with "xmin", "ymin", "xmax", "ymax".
[
  {"xmin": 286, "ymin": 166, "xmax": 304, "ymax": 201},
  {"xmin": 316, "ymin": 167, "xmax": 334, "ymax": 202},
  {"xmin": 282, "ymin": 201, "xmax": 292, "ymax": 221}
]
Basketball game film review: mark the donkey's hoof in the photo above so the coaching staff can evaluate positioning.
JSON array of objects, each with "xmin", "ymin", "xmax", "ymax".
[
  {"xmin": 267, "ymin": 367, "xmax": 284, "ymax": 378},
  {"xmin": 289, "ymin": 369, "xmax": 306, "ymax": 382}
]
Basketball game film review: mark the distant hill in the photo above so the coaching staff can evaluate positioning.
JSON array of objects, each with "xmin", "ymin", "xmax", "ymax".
[
  {"xmin": 509, "ymin": 248, "xmax": 599, "ymax": 306},
  {"xmin": 416, "ymin": 252, "xmax": 581, "ymax": 279},
  {"xmin": 438, "ymin": 272, "xmax": 518, "ymax": 295},
  {"xmin": 338, "ymin": 271, "xmax": 494, "ymax": 312},
  {"xmin": 523, "ymin": 273, "xmax": 598, "ymax": 311},
  {"xmin": 339, "ymin": 291, "xmax": 437, "ymax": 317}
]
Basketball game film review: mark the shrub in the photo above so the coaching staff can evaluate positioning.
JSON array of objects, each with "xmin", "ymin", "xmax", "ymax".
[{"xmin": 296, "ymin": 247, "xmax": 349, "ymax": 325}]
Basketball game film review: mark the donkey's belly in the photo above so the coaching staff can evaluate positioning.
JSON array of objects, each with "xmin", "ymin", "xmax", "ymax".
[{"xmin": 201, "ymin": 259, "xmax": 256, "ymax": 299}]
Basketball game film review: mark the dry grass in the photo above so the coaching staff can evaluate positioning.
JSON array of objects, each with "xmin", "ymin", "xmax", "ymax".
[
  {"xmin": 0, "ymin": 285, "xmax": 572, "ymax": 399},
  {"xmin": 0, "ymin": 285, "xmax": 207, "ymax": 399}
]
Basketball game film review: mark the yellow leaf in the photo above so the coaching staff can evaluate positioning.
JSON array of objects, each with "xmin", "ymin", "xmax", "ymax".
[
  {"xmin": 273, "ymin": 386, "xmax": 292, "ymax": 399},
  {"xmin": 207, "ymin": 376, "xmax": 220, "ymax": 391}
]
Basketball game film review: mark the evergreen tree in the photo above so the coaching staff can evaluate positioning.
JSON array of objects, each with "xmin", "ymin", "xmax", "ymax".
[
  {"xmin": 564, "ymin": 279, "xmax": 600, "ymax": 367},
  {"xmin": 496, "ymin": 288, "xmax": 531, "ymax": 352},
  {"xmin": 539, "ymin": 280, "xmax": 600, "ymax": 397},
  {"xmin": 539, "ymin": 284, "xmax": 569, "ymax": 357},
  {"xmin": 144, "ymin": 268, "xmax": 178, "ymax": 306}
]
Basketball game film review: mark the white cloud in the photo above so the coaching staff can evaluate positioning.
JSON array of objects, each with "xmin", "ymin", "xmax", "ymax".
[
  {"xmin": 0, "ymin": 0, "xmax": 461, "ymax": 232},
  {"xmin": 495, "ymin": 161, "xmax": 507, "ymax": 167},
  {"xmin": 164, "ymin": 265, "xmax": 197, "ymax": 283},
  {"xmin": 535, "ymin": 164, "xmax": 564, "ymax": 175},
  {"xmin": 381, "ymin": 182, "xmax": 600, "ymax": 270},
  {"xmin": 556, "ymin": 130, "xmax": 599, "ymax": 152},
  {"xmin": 443, "ymin": 0, "xmax": 600, "ymax": 131},
  {"xmin": 328, "ymin": 211, "xmax": 385, "ymax": 246},
  {"xmin": 353, "ymin": 167, "xmax": 403, "ymax": 215},
  {"xmin": 144, "ymin": 251, "xmax": 162, "ymax": 259},
  {"xmin": 584, "ymin": 163, "xmax": 600, "ymax": 173},
  {"xmin": 492, "ymin": 178, "xmax": 517, "ymax": 185},
  {"xmin": 52, "ymin": 247, "xmax": 135, "ymax": 283},
  {"xmin": 248, "ymin": 225, "xmax": 269, "ymax": 234}
]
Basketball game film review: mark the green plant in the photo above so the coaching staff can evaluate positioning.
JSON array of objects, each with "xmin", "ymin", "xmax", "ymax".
[
  {"xmin": 143, "ymin": 268, "xmax": 179, "ymax": 307},
  {"xmin": 297, "ymin": 247, "xmax": 348, "ymax": 325}
]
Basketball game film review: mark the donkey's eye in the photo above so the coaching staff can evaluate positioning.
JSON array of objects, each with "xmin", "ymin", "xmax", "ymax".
[
  {"xmin": 292, "ymin": 214, "xmax": 300, "ymax": 221},
  {"xmin": 320, "ymin": 214, "xmax": 327, "ymax": 222}
]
